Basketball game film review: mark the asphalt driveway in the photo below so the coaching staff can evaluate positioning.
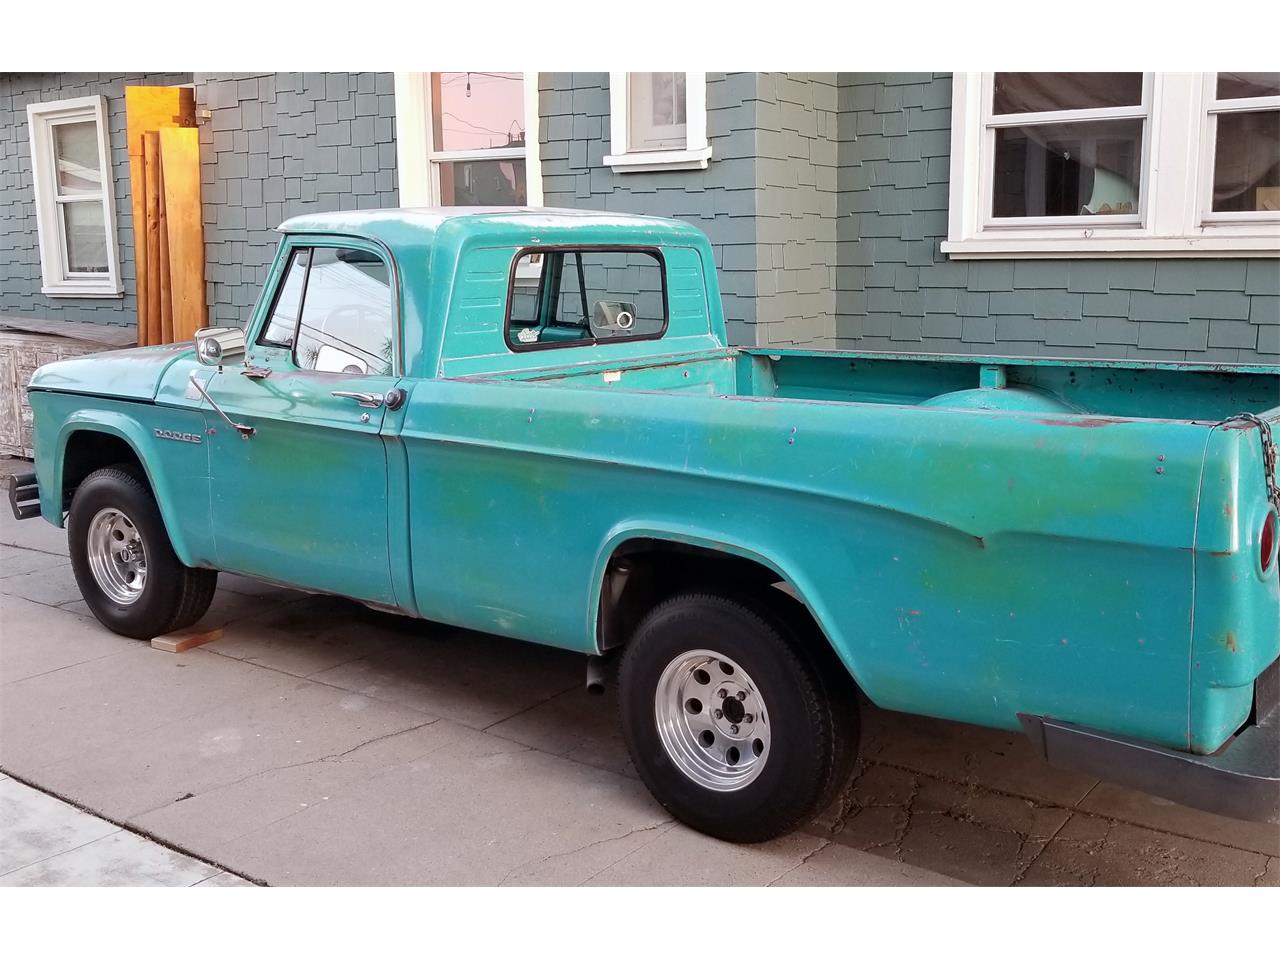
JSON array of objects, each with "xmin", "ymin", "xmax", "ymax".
[{"xmin": 1, "ymin": 459, "xmax": 1276, "ymax": 885}]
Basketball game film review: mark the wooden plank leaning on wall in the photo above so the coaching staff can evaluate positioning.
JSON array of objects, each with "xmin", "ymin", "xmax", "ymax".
[
  {"xmin": 124, "ymin": 86, "xmax": 203, "ymax": 346},
  {"xmin": 160, "ymin": 128, "xmax": 206, "ymax": 343}
]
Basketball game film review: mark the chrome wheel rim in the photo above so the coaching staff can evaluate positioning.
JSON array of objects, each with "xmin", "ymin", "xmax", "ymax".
[
  {"xmin": 86, "ymin": 507, "xmax": 147, "ymax": 605},
  {"xmin": 654, "ymin": 648, "xmax": 770, "ymax": 791}
]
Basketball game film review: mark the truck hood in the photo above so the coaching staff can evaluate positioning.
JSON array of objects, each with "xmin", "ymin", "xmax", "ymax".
[{"xmin": 27, "ymin": 343, "xmax": 195, "ymax": 402}]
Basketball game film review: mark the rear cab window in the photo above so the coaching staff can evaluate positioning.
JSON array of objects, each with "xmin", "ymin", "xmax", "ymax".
[{"xmin": 505, "ymin": 247, "xmax": 667, "ymax": 351}]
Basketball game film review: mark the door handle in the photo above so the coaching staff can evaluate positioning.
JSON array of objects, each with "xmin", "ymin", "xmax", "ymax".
[{"xmin": 331, "ymin": 391, "xmax": 384, "ymax": 408}]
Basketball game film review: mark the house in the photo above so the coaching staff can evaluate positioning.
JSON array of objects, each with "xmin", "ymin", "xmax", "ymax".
[{"xmin": 2, "ymin": 71, "xmax": 1277, "ymax": 451}]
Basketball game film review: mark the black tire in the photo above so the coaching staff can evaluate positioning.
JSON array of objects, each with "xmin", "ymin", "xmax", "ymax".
[
  {"xmin": 618, "ymin": 591, "xmax": 859, "ymax": 843},
  {"xmin": 67, "ymin": 465, "xmax": 217, "ymax": 640}
]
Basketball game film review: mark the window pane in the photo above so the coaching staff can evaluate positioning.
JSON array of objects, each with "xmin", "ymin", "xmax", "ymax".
[
  {"xmin": 1212, "ymin": 110, "xmax": 1280, "ymax": 213},
  {"xmin": 992, "ymin": 73, "xmax": 1143, "ymax": 115},
  {"xmin": 52, "ymin": 120, "xmax": 103, "ymax": 195},
  {"xmin": 438, "ymin": 157, "xmax": 526, "ymax": 206},
  {"xmin": 507, "ymin": 249, "xmax": 666, "ymax": 350},
  {"xmin": 628, "ymin": 73, "xmax": 687, "ymax": 152},
  {"xmin": 61, "ymin": 200, "xmax": 108, "ymax": 273},
  {"xmin": 431, "ymin": 72, "xmax": 525, "ymax": 152},
  {"xmin": 992, "ymin": 119, "xmax": 1143, "ymax": 218},
  {"xmin": 1217, "ymin": 72, "xmax": 1280, "ymax": 101},
  {"xmin": 259, "ymin": 249, "xmax": 310, "ymax": 347},
  {"xmin": 294, "ymin": 247, "xmax": 394, "ymax": 376}
]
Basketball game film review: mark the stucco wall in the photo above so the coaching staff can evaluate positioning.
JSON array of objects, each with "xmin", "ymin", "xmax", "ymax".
[
  {"xmin": 834, "ymin": 73, "xmax": 1280, "ymax": 362},
  {"xmin": 195, "ymin": 73, "xmax": 399, "ymax": 327},
  {"xmin": 0, "ymin": 72, "xmax": 192, "ymax": 327}
]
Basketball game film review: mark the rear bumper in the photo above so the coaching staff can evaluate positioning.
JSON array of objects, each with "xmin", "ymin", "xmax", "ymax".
[
  {"xmin": 6, "ymin": 471, "xmax": 40, "ymax": 520},
  {"xmin": 1019, "ymin": 657, "xmax": 1280, "ymax": 824}
]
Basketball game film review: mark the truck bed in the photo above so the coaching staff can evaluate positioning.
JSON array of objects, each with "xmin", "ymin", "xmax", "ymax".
[{"xmin": 496, "ymin": 347, "xmax": 1280, "ymax": 424}]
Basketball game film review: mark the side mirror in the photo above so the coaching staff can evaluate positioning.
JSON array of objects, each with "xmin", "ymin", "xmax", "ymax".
[{"xmin": 194, "ymin": 327, "xmax": 247, "ymax": 367}]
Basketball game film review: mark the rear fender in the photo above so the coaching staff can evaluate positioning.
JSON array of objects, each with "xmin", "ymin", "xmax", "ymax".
[{"xmin": 588, "ymin": 522, "xmax": 860, "ymax": 683}]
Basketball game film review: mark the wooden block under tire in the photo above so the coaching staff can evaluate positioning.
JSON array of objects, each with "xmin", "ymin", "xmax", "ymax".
[{"xmin": 151, "ymin": 627, "xmax": 222, "ymax": 653}]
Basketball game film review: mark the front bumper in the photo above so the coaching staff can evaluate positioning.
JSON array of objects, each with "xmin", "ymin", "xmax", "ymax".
[
  {"xmin": 1019, "ymin": 657, "xmax": 1280, "ymax": 824},
  {"xmin": 6, "ymin": 471, "xmax": 39, "ymax": 520}
]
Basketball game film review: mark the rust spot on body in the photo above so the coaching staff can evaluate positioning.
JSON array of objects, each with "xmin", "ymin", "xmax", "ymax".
[
  {"xmin": 1223, "ymin": 631, "xmax": 1238, "ymax": 654},
  {"xmin": 1036, "ymin": 417, "xmax": 1123, "ymax": 428}
]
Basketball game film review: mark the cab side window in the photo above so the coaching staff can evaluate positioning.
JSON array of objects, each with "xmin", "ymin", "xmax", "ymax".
[{"xmin": 257, "ymin": 245, "xmax": 395, "ymax": 376}]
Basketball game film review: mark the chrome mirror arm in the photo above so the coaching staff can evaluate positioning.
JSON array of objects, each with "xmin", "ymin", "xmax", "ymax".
[{"xmin": 188, "ymin": 370, "xmax": 255, "ymax": 439}]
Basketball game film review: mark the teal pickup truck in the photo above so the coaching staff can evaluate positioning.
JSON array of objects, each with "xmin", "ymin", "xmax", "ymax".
[{"xmin": 10, "ymin": 208, "xmax": 1280, "ymax": 841}]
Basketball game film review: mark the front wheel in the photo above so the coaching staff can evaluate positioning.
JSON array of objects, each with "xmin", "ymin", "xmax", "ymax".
[
  {"xmin": 67, "ymin": 466, "xmax": 217, "ymax": 640},
  {"xmin": 618, "ymin": 592, "xmax": 858, "ymax": 843}
]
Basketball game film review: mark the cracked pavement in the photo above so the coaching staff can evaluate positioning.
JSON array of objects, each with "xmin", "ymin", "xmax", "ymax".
[{"xmin": 2, "ymin": 460, "xmax": 1276, "ymax": 885}]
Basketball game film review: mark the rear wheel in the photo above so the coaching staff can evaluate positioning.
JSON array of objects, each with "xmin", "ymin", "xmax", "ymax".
[
  {"xmin": 618, "ymin": 591, "xmax": 858, "ymax": 843},
  {"xmin": 67, "ymin": 466, "xmax": 217, "ymax": 639}
]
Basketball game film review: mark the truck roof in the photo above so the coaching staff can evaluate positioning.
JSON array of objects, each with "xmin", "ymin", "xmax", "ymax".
[{"xmin": 277, "ymin": 206, "xmax": 708, "ymax": 250}]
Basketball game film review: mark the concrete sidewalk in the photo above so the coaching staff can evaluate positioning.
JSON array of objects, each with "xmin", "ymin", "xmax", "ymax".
[
  {"xmin": 1, "ymin": 457, "xmax": 1275, "ymax": 885},
  {"xmin": 0, "ymin": 775, "xmax": 251, "ymax": 886}
]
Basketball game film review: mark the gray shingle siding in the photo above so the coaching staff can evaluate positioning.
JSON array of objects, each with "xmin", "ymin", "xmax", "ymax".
[
  {"xmin": 834, "ymin": 72, "xmax": 1280, "ymax": 363},
  {"xmin": 195, "ymin": 72, "xmax": 398, "ymax": 327},
  {"xmin": 539, "ymin": 73, "xmax": 840, "ymax": 348},
  {"xmin": 542, "ymin": 71, "xmax": 1277, "ymax": 361},
  {"xmin": 0, "ymin": 72, "xmax": 192, "ymax": 326}
]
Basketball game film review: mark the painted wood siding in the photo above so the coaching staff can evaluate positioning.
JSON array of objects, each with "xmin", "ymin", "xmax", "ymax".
[
  {"xmin": 0, "ymin": 72, "xmax": 192, "ymax": 327},
  {"xmin": 834, "ymin": 73, "xmax": 1280, "ymax": 363},
  {"xmin": 195, "ymin": 73, "xmax": 399, "ymax": 327},
  {"xmin": 538, "ymin": 73, "xmax": 842, "ymax": 349}
]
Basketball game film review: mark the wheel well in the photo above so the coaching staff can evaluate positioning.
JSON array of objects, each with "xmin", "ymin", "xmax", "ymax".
[
  {"xmin": 598, "ymin": 538, "xmax": 812, "ymax": 650},
  {"xmin": 60, "ymin": 431, "xmax": 147, "ymax": 510}
]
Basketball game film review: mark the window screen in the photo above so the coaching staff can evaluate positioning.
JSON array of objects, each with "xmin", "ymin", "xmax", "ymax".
[{"xmin": 506, "ymin": 248, "xmax": 666, "ymax": 350}]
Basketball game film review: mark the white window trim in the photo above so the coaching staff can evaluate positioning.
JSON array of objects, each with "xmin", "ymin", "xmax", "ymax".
[
  {"xmin": 604, "ymin": 72, "xmax": 712, "ymax": 173},
  {"xmin": 944, "ymin": 73, "xmax": 1280, "ymax": 259},
  {"xmin": 1197, "ymin": 75, "xmax": 1280, "ymax": 227},
  {"xmin": 26, "ymin": 95, "xmax": 123, "ymax": 297},
  {"xmin": 392, "ymin": 72, "xmax": 543, "ymax": 209}
]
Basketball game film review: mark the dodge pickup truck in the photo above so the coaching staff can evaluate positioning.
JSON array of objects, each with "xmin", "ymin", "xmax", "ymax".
[{"xmin": 9, "ymin": 208, "xmax": 1279, "ymax": 841}]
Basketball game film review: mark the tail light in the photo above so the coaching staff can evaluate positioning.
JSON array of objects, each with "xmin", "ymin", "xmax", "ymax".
[{"xmin": 1262, "ymin": 510, "xmax": 1277, "ymax": 574}]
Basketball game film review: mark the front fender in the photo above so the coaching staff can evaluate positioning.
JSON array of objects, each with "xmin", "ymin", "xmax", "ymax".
[{"xmin": 40, "ymin": 407, "xmax": 205, "ymax": 567}]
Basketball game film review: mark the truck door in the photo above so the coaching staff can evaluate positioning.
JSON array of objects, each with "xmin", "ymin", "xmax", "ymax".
[{"xmin": 197, "ymin": 240, "xmax": 402, "ymax": 606}]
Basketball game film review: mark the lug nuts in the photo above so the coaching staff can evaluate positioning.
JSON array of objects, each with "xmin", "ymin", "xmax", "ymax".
[
  {"xmin": 744, "ymin": 714, "xmax": 753, "ymax": 723},
  {"xmin": 714, "ymin": 709, "xmax": 723, "ymax": 719},
  {"xmin": 736, "ymin": 691, "xmax": 746, "ymax": 701},
  {"xmin": 717, "ymin": 689, "xmax": 727, "ymax": 699},
  {"xmin": 730, "ymin": 724, "xmax": 739, "ymax": 734}
]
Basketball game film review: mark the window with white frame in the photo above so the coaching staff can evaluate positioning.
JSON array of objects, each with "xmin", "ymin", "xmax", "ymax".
[
  {"xmin": 26, "ymin": 95, "xmax": 123, "ymax": 296},
  {"xmin": 605, "ymin": 72, "xmax": 712, "ymax": 172},
  {"xmin": 1203, "ymin": 73, "xmax": 1280, "ymax": 218},
  {"xmin": 945, "ymin": 72, "xmax": 1280, "ymax": 257},
  {"xmin": 393, "ymin": 72, "xmax": 542, "ymax": 208}
]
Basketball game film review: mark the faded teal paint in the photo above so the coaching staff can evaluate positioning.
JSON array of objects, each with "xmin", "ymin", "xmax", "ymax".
[{"xmin": 25, "ymin": 208, "xmax": 1280, "ymax": 763}]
